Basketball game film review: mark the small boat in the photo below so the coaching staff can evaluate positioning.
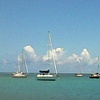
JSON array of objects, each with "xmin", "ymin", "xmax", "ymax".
[
  {"xmin": 89, "ymin": 56, "xmax": 100, "ymax": 79},
  {"xmin": 89, "ymin": 73, "xmax": 99, "ymax": 79},
  {"xmin": 13, "ymin": 49, "xmax": 28, "ymax": 78},
  {"xmin": 76, "ymin": 73, "xmax": 83, "ymax": 77},
  {"xmin": 36, "ymin": 34, "xmax": 58, "ymax": 81},
  {"xmin": 13, "ymin": 71, "xmax": 27, "ymax": 78}
]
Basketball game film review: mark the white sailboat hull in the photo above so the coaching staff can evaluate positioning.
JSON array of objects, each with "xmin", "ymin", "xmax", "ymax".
[
  {"xmin": 36, "ymin": 74, "xmax": 56, "ymax": 81},
  {"xmin": 13, "ymin": 72, "xmax": 27, "ymax": 78},
  {"xmin": 76, "ymin": 73, "xmax": 83, "ymax": 77}
]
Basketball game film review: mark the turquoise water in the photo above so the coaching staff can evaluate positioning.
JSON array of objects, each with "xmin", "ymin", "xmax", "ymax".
[{"xmin": 0, "ymin": 73, "xmax": 100, "ymax": 100}]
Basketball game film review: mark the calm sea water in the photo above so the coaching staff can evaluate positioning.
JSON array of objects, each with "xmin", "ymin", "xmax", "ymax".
[{"xmin": 0, "ymin": 73, "xmax": 100, "ymax": 100}]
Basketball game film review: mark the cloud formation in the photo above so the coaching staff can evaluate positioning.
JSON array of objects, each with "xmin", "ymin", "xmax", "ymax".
[
  {"xmin": 22, "ymin": 46, "xmax": 98, "ymax": 68},
  {"xmin": 2, "ymin": 45, "xmax": 98, "ymax": 73},
  {"xmin": 43, "ymin": 48, "xmax": 65, "ymax": 61},
  {"xmin": 23, "ymin": 46, "xmax": 40, "ymax": 62},
  {"xmin": 62, "ymin": 48, "xmax": 97, "ymax": 67}
]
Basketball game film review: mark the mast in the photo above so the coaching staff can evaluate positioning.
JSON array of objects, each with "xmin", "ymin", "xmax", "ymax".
[
  {"xmin": 79, "ymin": 59, "xmax": 82, "ymax": 74},
  {"xmin": 22, "ymin": 49, "xmax": 24, "ymax": 72},
  {"xmin": 97, "ymin": 56, "xmax": 99, "ymax": 73},
  {"xmin": 24, "ymin": 54, "xmax": 28, "ymax": 74},
  {"xmin": 22, "ymin": 49, "xmax": 28, "ymax": 74},
  {"xmin": 48, "ymin": 33, "xmax": 58, "ymax": 75},
  {"xmin": 18, "ymin": 55, "xmax": 21, "ymax": 72}
]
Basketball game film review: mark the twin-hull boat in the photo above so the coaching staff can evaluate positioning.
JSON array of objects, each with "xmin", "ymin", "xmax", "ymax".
[
  {"xmin": 36, "ymin": 70, "xmax": 56, "ymax": 81},
  {"xmin": 36, "ymin": 34, "xmax": 58, "ymax": 81}
]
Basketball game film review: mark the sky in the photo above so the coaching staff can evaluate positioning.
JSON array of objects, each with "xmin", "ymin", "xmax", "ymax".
[{"xmin": 0, "ymin": 0, "xmax": 100, "ymax": 73}]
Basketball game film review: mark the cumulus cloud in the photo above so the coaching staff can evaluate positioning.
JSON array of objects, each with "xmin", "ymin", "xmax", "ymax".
[
  {"xmin": 22, "ymin": 46, "xmax": 98, "ymax": 67},
  {"xmin": 14, "ymin": 45, "xmax": 98, "ymax": 73},
  {"xmin": 54, "ymin": 48, "xmax": 97, "ymax": 67},
  {"xmin": 80, "ymin": 49, "xmax": 90, "ymax": 60},
  {"xmin": 43, "ymin": 47, "xmax": 65, "ymax": 61},
  {"xmin": 23, "ymin": 46, "xmax": 40, "ymax": 61}
]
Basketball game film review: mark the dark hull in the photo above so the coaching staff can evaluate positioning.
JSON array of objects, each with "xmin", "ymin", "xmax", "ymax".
[
  {"xmin": 89, "ymin": 76, "xmax": 99, "ymax": 79},
  {"xmin": 36, "ymin": 77, "xmax": 56, "ymax": 81},
  {"xmin": 37, "ymin": 79, "xmax": 56, "ymax": 81}
]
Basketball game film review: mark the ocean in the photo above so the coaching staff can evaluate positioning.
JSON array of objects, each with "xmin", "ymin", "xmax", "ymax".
[{"xmin": 0, "ymin": 73, "xmax": 100, "ymax": 100}]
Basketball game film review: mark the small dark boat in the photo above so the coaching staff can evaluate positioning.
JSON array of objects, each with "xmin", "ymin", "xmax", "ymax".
[{"xmin": 89, "ymin": 73, "xmax": 99, "ymax": 79}]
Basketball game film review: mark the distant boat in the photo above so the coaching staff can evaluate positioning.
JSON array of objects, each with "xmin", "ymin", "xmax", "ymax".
[
  {"xmin": 36, "ymin": 34, "xmax": 58, "ymax": 81},
  {"xmin": 13, "ymin": 49, "xmax": 28, "ymax": 78},
  {"xmin": 75, "ymin": 73, "xmax": 83, "ymax": 77},
  {"xmin": 76, "ymin": 59, "xmax": 83, "ymax": 77},
  {"xmin": 89, "ymin": 56, "xmax": 100, "ymax": 79},
  {"xmin": 37, "ymin": 70, "xmax": 56, "ymax": 81},
  {"xmin": 89, "ymin": 73, "xmax": 99, "ymax": 79}
]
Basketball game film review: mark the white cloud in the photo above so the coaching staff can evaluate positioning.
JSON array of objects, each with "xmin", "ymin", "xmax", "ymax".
[
  {"xmin": 80, "ymin": 49, "xmax": 90, "ymax": 60},
  {"xmin": 22, "ymin": 46, "xmax": 97, "ymax": 68},
  {"xmin": 43, "ymin": 47, "xmax": 65, "ymax": 61},
  {"xmin": 1, "ymin": 46, "xmax": 99, "ymax": 73},
  {"xmin": 55, "ymin": 48, "xmax": 97, "ymax": 67},
  {"xmin": 15, "ymin": 46, "xmax": 98, "ymax": 73},
  {"xmin": 23, "ymin": 46, "xmax": 39, "ymax": 61}
]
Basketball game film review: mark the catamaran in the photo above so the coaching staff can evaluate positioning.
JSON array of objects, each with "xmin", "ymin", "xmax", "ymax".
[
  {"xmin": 36, "ymin": 34, "xmax": 58, "ymax": 81},
  {"xmin": 13, "ymin": 49, "xmax": 28, "ymax": 78}
]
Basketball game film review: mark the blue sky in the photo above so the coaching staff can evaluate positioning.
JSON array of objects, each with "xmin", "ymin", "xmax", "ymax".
[{"xmin": 0, "ymin": 0, "xmax": 100, "ymax": 73}]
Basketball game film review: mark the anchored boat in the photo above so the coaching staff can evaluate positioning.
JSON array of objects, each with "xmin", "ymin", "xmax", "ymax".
[
  {"xmin": 13, "ymin": 49, "xmax": 28, "ymax": 78},
  {"xmin": 36, "ymin": 34, "xmax": 58, "ymax": 81}
]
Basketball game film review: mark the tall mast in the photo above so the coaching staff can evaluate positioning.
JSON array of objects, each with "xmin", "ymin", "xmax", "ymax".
[
  {"xmin": 48, "ymin": 33, "xmax": 58, "ymax": 75},
  {"xmin": 79, "ymin": 59, "xmax": 82, "ymax": 74},
  {"xmin": 22, "ymin": 49, "xmax": 28, "ymax": 74},
  {"xmin": 97, "ymin": 56, "xmax": 99, "ymax": 73},
  {"xmin": 22, "ymin": 49, "xmax": 24, "ymax": 72},
  {"xmin": 24, "ymin": 54, "xmax": 28, "ymax": 74},
  {"xmin": 18, "ymin": 55, "xmax": 21, "ymax": 72}
]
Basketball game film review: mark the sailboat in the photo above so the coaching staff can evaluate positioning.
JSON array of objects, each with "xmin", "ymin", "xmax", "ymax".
[
  {"xmin": 89, "ymin": 56, "xmax": 100, "ymax": 79},
  {"xmin": 13, "ymin": 49, "xmax": 28, "ymax": 78},
  {"xmin": 36, "ymin": 34, "xmax": 58, "ymax": 81},
  {"xmin": 76, "ymin": 59, "xmax": 83, "ymax": 77}
]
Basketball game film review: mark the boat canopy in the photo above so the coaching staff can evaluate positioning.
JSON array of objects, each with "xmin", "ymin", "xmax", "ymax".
[{"xmin": 39, "ymin": 70, "xmax": 49, "ymax": 73}]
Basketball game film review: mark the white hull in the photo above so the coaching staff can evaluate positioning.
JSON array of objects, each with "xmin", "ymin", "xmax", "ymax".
[
  {"xmin": 76, "ymin": 73, "xmax": 83, "ymax": 77},
  {"xmin": 36, "ymin": 74, "xmax": 56, "ymax": 81},
  {"xmin": 13, "ymin": 72, "xmax": 27, "ymax": 78}
]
